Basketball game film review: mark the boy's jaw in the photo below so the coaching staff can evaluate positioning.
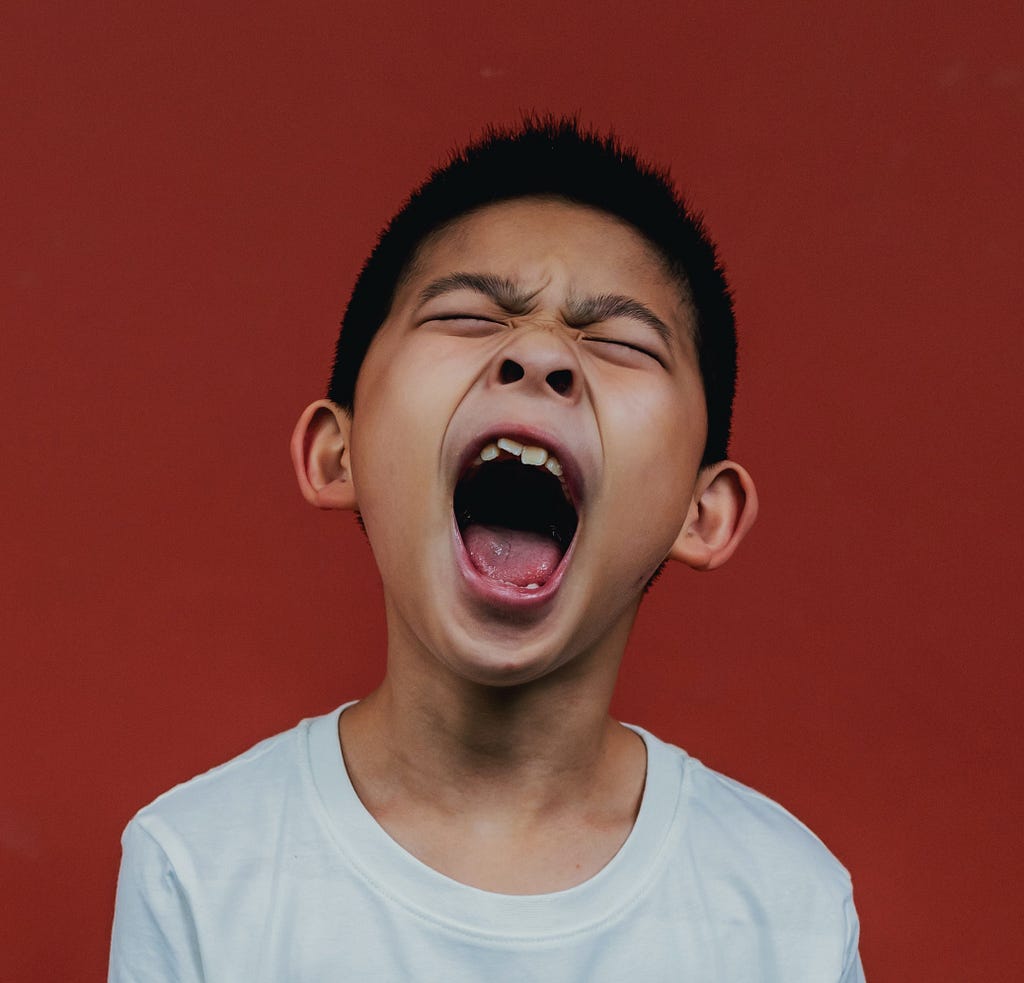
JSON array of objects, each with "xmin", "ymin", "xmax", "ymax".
[{"xmin": 449, "ymin": 423, "xmax": 586, "ymax": 612}]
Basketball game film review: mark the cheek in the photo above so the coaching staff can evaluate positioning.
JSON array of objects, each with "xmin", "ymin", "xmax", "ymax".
[
  {"xmin": 355, "ymin": 341, "xmax": 439, "ymax": 439},
  {"xmin": 349, "ymin": 354, "xmax": 418, "ymax": 518},
  {"xmin": 357, "ymin": 331, "xmax": 478, "ymax": 416},
  {"xmin": 598, "ymin": 384, "xmax": 706, "ymax": 525},
  {"xmin": 349, "ymin": 340, "xmax": 465, "ymax": 523},
  {"xmin": 600, "ymin": 374, "xmax": 707, "ymax": 465}
]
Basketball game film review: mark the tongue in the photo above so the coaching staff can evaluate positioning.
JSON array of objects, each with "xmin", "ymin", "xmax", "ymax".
[{"xmin": 462, "ymin": 523, "xmax": 563, "ymax": 587}]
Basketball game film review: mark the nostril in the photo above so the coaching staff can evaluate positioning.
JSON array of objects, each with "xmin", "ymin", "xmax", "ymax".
[
  {"xmin": 546, "ymin": 369, "xmax": 573, "ymax": 396},
  {"xmin": 499, "ymin": 359, "xmax": 525, "ymax": 384}
]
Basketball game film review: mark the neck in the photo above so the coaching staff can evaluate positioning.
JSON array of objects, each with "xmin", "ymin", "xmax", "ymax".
[
  {"xmin": 336, "ymin": 616, "xmax": 648, "ymax": 893},
  {"xmin": 341, "ymin": 617, "xmax": 638, "ymax": 820}
]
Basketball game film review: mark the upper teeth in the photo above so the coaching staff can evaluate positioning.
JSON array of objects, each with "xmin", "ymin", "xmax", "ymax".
[{"xmin": 478, "ymin": 437, "xmax": 564, "ymax": 477}]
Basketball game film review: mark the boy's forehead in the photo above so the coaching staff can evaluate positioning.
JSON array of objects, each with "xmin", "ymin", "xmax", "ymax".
[
  {"xmin": 397, "ymin": 197, "xmax": 694, "ymax": 333},
  {"xmin": 406, "ymin": 199, "xmax": 680, "ymax": 295}
]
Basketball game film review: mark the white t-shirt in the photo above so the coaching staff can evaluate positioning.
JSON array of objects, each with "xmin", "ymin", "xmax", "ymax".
[{"xmin": 109, "ymin": 705, "xmax": 865, "ymax": 982}]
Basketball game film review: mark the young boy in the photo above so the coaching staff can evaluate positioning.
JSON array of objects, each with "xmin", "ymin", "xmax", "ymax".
[{"xmin": 110, "ymin": 119, "xmax": 865, "ymax": 981}]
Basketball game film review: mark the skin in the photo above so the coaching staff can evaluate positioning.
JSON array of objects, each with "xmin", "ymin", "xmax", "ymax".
[{"xmin": 292, "ymin": 198, "xmax": 757, "ymax": 893}]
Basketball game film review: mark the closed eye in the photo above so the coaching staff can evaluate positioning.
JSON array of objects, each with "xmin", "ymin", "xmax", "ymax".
[
  {"xmin": 582, "ymin": 336, "xmax": 664, "ymax": 367},
  {"xmin": 424, "ymin": 314, "xmax": 507, "ymax": 336}
]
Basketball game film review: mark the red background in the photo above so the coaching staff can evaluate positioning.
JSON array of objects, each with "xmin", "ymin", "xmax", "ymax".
[{"xmin": 3, "ymin": 2, "xmax": 1021, "ymax": 979}]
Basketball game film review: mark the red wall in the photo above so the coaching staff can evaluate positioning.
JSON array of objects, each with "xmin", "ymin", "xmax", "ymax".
[{"xmin": 3, "ymin": 2, "xmax": 1021, "ymax": 978}]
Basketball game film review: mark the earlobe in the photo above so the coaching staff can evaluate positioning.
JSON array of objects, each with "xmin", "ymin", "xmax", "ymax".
[
  {"xmin": 290, "ymin": 400, "xmax": 358, "ymax": 510},
  {"xmin": 668, "ymin": 461, "xmax": 758, "ymax": 571}
]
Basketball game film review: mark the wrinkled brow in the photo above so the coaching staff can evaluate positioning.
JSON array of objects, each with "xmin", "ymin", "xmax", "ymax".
[
  {"xmin": 418, "ymin": 272, "xmax": 537, "ymax": 316},
  {"xmin": 565, "ymin": 294, "xmax": 675, "ymax": 346}
]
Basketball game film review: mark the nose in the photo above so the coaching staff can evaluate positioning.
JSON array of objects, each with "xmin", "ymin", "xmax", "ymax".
[{"xmin": 489, "ymin": 328, "xmax": 581, "ymax": 401}]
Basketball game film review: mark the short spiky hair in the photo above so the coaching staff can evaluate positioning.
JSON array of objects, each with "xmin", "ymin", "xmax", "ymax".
[{"xmin": 328, "ymin": 117, "xmax": 737, "ymax": 465}]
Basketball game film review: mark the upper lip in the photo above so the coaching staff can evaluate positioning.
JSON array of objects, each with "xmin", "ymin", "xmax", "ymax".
[{"xmin": 453, "ymin": 423, "xmax": 587, "ymax": 509}]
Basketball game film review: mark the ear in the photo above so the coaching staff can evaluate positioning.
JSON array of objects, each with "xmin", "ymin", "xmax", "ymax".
[
  {"xmin": 668, "ymin": 461, "xmax": 758, "ymax": 571},
  {"xmin": 290, "ymin": 400, "xmax": 358, "ymax": 510}
]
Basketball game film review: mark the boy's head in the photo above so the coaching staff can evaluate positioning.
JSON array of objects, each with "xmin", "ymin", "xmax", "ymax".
[
  {"xmin": 292, "ymin": 118, "xmax": 756, "ymax": 685},
  {"xmin": 328, "ymin": 116, "xmax": 736, "ymax": 467}
]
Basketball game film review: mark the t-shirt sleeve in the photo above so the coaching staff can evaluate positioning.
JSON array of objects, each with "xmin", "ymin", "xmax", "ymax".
[
  {"xmin": 841, "ymin": 954, "xmax": 867, "ymax": 983},
  {"xmin": 838, "ymin": 890, "xmax": 867, "ymax": 983},
  {"xmin": 108, "ymin": 818, "xmax": 205, "ymax": 983}
]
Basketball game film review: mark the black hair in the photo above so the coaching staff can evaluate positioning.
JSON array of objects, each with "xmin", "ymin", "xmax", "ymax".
[{"xmin": 328, "ymin": 116, "xmax": 737, "ymax": 465}]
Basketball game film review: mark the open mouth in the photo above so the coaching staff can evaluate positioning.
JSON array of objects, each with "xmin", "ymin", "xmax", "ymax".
[{"xmin": 454, "ymin": 437, "xmax": 579, "ymax": 591}]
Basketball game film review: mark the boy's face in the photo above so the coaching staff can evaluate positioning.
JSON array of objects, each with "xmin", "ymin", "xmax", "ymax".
[{"xmin": 343, "ymin": 198, "xmax": 712, "ymax": 686}]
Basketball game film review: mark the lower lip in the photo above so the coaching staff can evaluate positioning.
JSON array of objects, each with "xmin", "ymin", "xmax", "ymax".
[{"xmin": 451, "ymin": 516, "xmax": 576, "ymax": 610}]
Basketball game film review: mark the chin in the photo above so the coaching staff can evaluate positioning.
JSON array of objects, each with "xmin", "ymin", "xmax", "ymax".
[{"xmin": 437, "ymin": 632, "xmax": 576, "ymax": 690}]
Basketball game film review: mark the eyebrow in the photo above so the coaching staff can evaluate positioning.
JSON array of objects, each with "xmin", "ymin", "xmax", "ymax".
[
  {"xmin": 564, "ymin": 293, "xmax": 675, "ymax": 347},
  {"xmin": 418, "ymin": 272, "xmax": 537, "ymax": 316}
]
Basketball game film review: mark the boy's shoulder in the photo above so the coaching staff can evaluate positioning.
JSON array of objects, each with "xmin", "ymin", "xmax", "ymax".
[
  {"xmin": 126, "ymin": 711, "xmax": 322, "ymax": 852},
  {"xmin": 638, "ymin": 725, "xmax": 853, "ymax": 906}
]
